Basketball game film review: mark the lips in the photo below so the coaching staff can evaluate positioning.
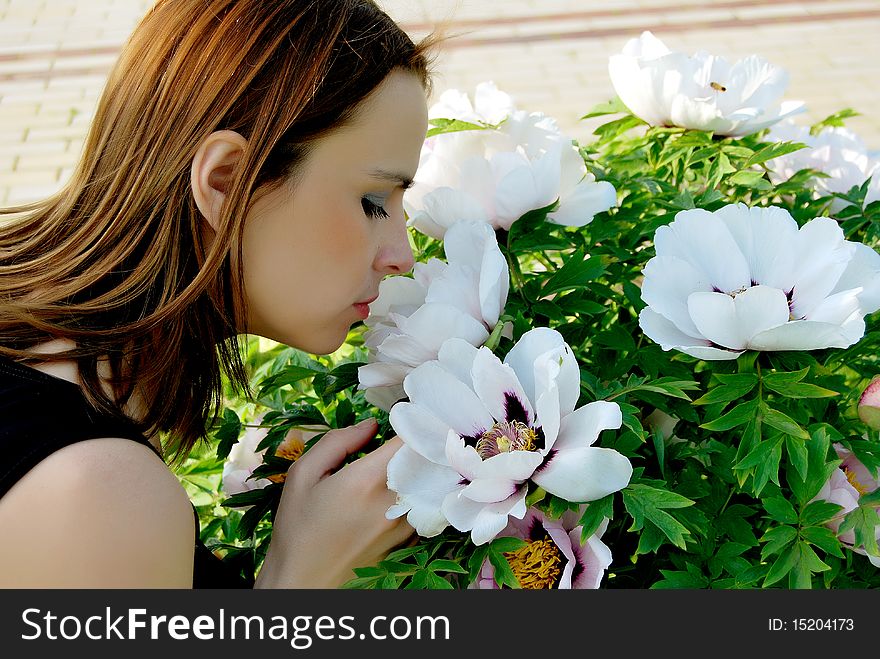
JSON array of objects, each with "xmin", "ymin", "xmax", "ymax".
[{"xmin": 355, "ymin": 293, "xmax": 380, "ymax": 306}]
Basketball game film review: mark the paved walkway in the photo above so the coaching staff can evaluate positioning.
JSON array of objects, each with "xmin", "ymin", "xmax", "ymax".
[{"xmin": 1, "ymin": 0, "xmax": 879, "ymax": 205}]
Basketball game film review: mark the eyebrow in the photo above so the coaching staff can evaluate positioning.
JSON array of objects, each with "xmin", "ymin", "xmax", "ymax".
[{"xmin": 366, "ymin": 168, "xmax": 415, "ymax": 189}]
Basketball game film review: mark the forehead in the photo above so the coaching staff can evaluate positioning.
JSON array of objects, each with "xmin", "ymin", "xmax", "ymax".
[{"xmin": 306, "ymin": 70, "xmax": 429, "ymax": 176}]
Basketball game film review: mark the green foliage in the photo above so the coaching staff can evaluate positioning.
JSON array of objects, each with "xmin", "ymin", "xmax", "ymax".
[{"xmin": 179, "ymin": 96, "xmax": 880, "ymax": 590}]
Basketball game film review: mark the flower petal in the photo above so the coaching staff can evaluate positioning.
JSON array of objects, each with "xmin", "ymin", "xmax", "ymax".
[
  {"xmin": 554, "ymin": 401, "xmax": 623, "ymax": 452},
  {"xmin": 641, "ymin": 255, "xmax": 713, "ymax": 338},
  {"xmin": 532, "ymin": 446, "xmax": 633, "ymax": 502},
  {"xmin": 404, "ymin": 361, "xmax": 495, "ymax": 439},
  {"xmin": 389, "ymin": 402, "xmax": 453, "ymax": 465},
  {"xmin": 385, "ymin": 445, "xmax": 462, "ymax": 537},
  {"xmin": 639, "ymin": 307, "xmax": 742, "ymax": 359},
  {"xmin": 688, "ymin": 285, "xmax": 789, "ymax": 351},
  {"xmin": 471, "ymin": 346, "xmax": 535, "ymax": 426},
  {"xmin": 788, "ymin": 216, "xmax": 850, "ymax": 318},
  {"xmin": 475, "ymin": 450, "xmax": 544, "ymax": 482},
  {"xmin": 654, "ymin": 207, "xmax": 751, "ymax": 293},
  {"xmin": 833, "ymin": 241, "xmax": 880, "ymax": 315},
  {"xmin": 442, "ymin": 486, "xmax": 528, "ymax": 545},
  {"xmin": 504, "ymin": 327, "xmax": 580, "ymax": 416}
]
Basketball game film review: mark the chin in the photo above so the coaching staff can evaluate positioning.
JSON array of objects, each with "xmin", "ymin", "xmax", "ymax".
[{"xmin": 296, "ymin": 330, "xmax": 348, "ymax": 356}]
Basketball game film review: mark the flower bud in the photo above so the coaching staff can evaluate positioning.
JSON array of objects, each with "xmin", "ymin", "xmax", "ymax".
[{"xmin": 858, "ymin": 376, "xmax": 880, "ymax": 430}]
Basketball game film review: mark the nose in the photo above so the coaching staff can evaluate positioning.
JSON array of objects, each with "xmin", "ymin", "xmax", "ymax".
[{"xmin": 375, "ymin": 210, "xmax": 415, "ymax": 275}]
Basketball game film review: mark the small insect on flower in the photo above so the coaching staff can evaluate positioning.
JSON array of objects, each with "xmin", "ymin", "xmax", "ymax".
[{"xmin": 710, "ymin": 81, "xmax": 727, "ymax": 92}]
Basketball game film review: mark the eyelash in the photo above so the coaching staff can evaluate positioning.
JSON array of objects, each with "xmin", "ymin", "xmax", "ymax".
[{"xmin": 361, "ymin": 196, "xmax": 390, "ymax": 220}]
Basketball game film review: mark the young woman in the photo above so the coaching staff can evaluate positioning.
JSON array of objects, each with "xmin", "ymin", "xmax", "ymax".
[{"xmin": 0, "ymin": 0, "xmax": 435, "ymax": 588}]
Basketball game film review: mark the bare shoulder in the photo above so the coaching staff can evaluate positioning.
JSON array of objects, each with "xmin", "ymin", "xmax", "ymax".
[{"xmin": 0, "ymin": 437, "xmax": 194, "ymax": 587}]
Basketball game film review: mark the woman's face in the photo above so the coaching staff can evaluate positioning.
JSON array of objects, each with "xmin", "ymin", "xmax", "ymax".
[{"xmin": 241, "ymin": 69, "xmax": 428, "ymax": 354}]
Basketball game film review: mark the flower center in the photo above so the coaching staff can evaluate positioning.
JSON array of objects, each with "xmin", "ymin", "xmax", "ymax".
[
  {"xmin": 475, "ymin": 420, "xmax": 537, "ymax": 459},
  {"xmin": 503, "ymin": 537, "xmax": 563, "ymax": 589},
  {"xmin": 267, "ymin": 435, "xmax": 305, "ymax": 484},
  {"xmin": 844, "ymin": 466, "xmax": 870, "ymax": 495}
]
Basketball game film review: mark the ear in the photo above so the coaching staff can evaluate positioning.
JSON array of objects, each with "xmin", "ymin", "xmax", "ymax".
[{"xmin": 190, "ymin": 130, "xmax": 248, "ymax": 233}]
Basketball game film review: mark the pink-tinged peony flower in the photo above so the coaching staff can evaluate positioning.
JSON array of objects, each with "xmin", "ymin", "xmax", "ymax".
[
  {"xmin": 765, "ymin": 120, "xmax": 880, "ymax": 213},
  {"xmin": 638, "ymin": 203, "xmax": 880, "ymax": 359},
  {"xmin": 385, "ymin": 328, "xmax": 633, "ymax": 545},
  {"xmin": 469, "ymin": 506, "xmax": 612, "ymax": 589},
  {"xmin": 811, "ymin": 444, "xmax": 880, "ymax": 567},
  {"xmin": 221, "ymin": 415, "xmax": 316, "ymax": 496},
  {"xmin": 858, "ymin": 376, "xmax": 880, "ymax": 430},
  {"xmin": 357, "ymin": 220, "xmax": 509, "ymax": 411},
  {"xmin": 608, "ymin": 31, "xmax": 804, "ymax": 137}
]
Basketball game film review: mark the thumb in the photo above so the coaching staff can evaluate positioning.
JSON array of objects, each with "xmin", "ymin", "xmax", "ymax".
[{"xmin": 290, "ymin": 418, "xmax": 379, "ymax": 485}]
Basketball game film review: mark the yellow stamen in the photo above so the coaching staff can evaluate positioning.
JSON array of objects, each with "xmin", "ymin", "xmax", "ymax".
[
  {"xmin": 710, "ymin": 81, "xmax": 727, "ymax": 92},
  {"xmin": 503, "ymin": 537, "xmax": 563, "ymax": 589},
  {"xmin": 844, "ymin": 467, "xmax": 870, "ymax": 495},
  {"xmin": 267, "ymin": 432, "xmax": 305, "ymax": 483}
]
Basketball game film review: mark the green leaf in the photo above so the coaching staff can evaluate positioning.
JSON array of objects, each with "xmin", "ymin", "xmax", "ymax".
[
  {"xmin": 761, "ymin": 404, "xmax": 810, "ymax": 439},
  {"xmin": 760, "ymin": 525, "xmax": 798, "ymax": 560},
  {"xmin": 580, "ymin": 96, "xmax": 628, "ymax": 119},
  {"xmin": 839, "ymin": 505, "xmax": 880, "ymax": 557},
  {"xmin": 257, "ymin": 365, "xmax": 320, "ymax": 396},
  {"xmin": 426, "ymin": 573, "xmax": 455, "ymax": 589},
  {"xmin": 728, "ymin": 170, "xmax": 772, "ymax": 190},
  {"xmin": 785, "ymin": 435, "xmax": 809, "ymax": 481},
  {"xmin": 800, "ymin": 526, "xmax": 845, "ymax": 559},
  {"xmin": 487, "ymin": 550, "xmax": 520, "ymax": 589},
  {"xmin": 426, "ymin": 117, "xmax": 493, "ymax": 137},
  {"xmin": 763, "ymin": 544, "xmax": 800, "ymax": 587},
  {"xmin": 692, "ymin": 373, "xmax": 758, "ymax": 406},
  {"xmin": 622, "ymin": 484, "xmax": 695, "ymax": 550},
  {"xmin": 763, "ymin": 369, "xmax": 838, "ymax": 398},
  {"xmin": 810, "ymin": 108, "xmax": 860, "ymax": 135},
  {"xmin": 745, "ymin": 141, "xmax": 809, "ymax": 168},
  {"xmin": 800, "ymin": 500, "xmax": 843, "ymax": 527},
  {"xmin": 762, "ymin": 497, "xmax": 798, "ymax": 525},
  {"xmin": 651, "ymin": 568, "xmax": 709, "ymax": 589},
  {"xmin": 541, "ymin": 252, "xmax": 606, "ymax": 296},
  {"xmin": 213, "ymin": 409, "xmax": 242, "ymax": 460},
  {"xmin": 489, "ymin": 537, "xmax": 528, "ymax": 554},
  {"xmin": 312, "ymin": 362, "xmax": 363, "ymax": 399},
  {"xmin": 467, "ymin": 544, "xmax": 490, "ymax": 583},
  {"xmin": 700, "ymin": 397, "xmax": 759, "ymax": 431},
  {"xmin": 427, "ymin": 559, "xmax": 467, "ymax": 574},
  {"xmin": 578, "ymin": 494, "xmax": 614, "ymax": 541},
  {"xmin": 786, "ymin": 426, "xmax": 838, "ymax": 506}
]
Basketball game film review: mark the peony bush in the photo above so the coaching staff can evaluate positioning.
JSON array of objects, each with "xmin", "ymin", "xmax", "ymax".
[{"xmin": 182, "ymin": 33, "xmax": 880, "ymax": 590}]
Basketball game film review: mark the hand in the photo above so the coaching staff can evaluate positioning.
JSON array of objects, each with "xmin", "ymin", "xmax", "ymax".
[{"xmin": 254, "ymin": 418, "xmax": 415, "ymax": 588}]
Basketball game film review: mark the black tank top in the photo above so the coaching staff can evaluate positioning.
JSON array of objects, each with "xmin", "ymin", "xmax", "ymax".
[{"xmin": 0, "ymin": 354, "xmax": 251, "ymax": 588}]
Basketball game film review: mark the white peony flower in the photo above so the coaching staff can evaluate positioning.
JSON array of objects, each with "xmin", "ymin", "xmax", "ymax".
[
  {"xmin": 608, "ymin": 31, "xmax": 805, "ymax": 137},
  {"xmin": 404, "ymin": 84, "xmax": 617, "ymax": 240},
  {"xmin": 357, "ymin": 220, "xmax": 509, "ymax": 411},
  {"xmin": 638, "ymin": 203, "xmax": 880, "ymax": 359},
  {"xmin": 427, "ymin": 80, "xmax": 516, "ymax": 126},
  {"xmin": 765, "ymin": 120, "xmax": 880, "ymax": 211},
  {"xmin": 385, "ymin": 328, "xmax": 633, "ymax": 545}
]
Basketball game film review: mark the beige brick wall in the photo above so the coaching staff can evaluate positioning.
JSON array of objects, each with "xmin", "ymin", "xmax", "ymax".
[{"xmin": 1, "ymin": 0, "xmax": 878, "ymax": 205}]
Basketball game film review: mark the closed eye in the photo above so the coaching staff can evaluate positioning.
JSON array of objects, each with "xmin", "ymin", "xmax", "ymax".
[{"xmin": 361, "ymin": 196, "xmax": 390, "ymax": 220}]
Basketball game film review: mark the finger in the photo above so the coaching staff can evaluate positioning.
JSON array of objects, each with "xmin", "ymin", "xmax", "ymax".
[
  {"xmin": 290, "ymin": 418, "xmax": 378, "ymax": 485},
  {"xmin": 342, "ymin": 435, "xmax": 405, "ymax": 481}
]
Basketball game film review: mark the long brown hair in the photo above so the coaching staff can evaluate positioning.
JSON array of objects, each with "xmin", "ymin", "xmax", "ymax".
[{"xmin": 0, "ymin": 0, "xmax": 438, "ymax": 461}]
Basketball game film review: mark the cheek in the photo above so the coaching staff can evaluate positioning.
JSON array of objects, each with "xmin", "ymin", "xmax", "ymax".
[{"xmin": 303, "ymin": 200, "xmax": 375, "ymax": 273}]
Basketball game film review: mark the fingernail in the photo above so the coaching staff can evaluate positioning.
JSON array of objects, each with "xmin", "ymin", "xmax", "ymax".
[{"xmin": 356, "ymin": 417, "xmax": 377, "ymax": 427}]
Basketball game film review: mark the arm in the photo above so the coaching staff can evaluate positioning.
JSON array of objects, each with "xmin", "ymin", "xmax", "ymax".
[
  {"xmin": 255, "ymin": 418, "xmax": 414, "ymax": 589},
  {"xmin": 0, "ymin": 437, "xmax": 195, "ymax": 588}
]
